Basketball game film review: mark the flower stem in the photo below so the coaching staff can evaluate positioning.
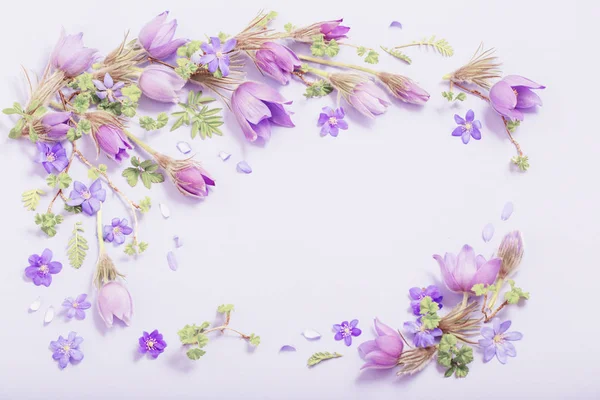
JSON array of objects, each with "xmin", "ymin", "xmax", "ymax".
[
  {"xmin": 484, "ymin": 300, "xmax": 509, "ymax": 323},
  {"xmin": 302, "ymin": 65, "xmax": 331, "ymax": 79},
  {"xmin": 96, "ymin": 205, "xmax": 105, "ymax": 253},
  {"xmin": 203, "ymin": 326, "xmax": 250, "ymax": 339},
  {"xmin": 47, "ymin": 144, "xmax": 76, "ymax": 213},
  {"xmin": 461, "ymin": 292, "xmax": 469, "ymax": 310},
  {"xmin": 123, "ymin": 130, "xmax": 158, "ymax": 156},
  {"xmin": 488, "ymin": 278, "xmax": 504, "ymax": 309},
  {"xmin": 298, "ymin": 54, "xmax": 379, "ymax": 76}
]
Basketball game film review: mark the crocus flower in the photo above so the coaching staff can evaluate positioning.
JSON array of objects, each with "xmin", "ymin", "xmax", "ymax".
[
  {"xmin": 50, "ymin": 30, "xmax": 97, "ymax": 77},
  {"xmin": 41, "ymin": 111, "xmax": 72, "ymax": 140},
  {"xmin": 479, "ymin": 318, "xmax": 523, "ymax": 364},
  {"xmin": 25, "ymin": 248, "xmax": 62, "ymax": 287},
  {"xmin": 403, "ymin": 318, "xmax": 443, "ymax": 348},
  {"xmin": 497, "ymin": 231, "xmax": 524, "ymax": 279},
  {"xmin": 231, "ymin": 82, "xmax": 295, "ymax": 143},
  {"xmin": 320, "ymin": 19, "xmax": 350, "ymax": 41},
  {"xmin": 97, "ymin": 281, "xmax": 133, "ymax": 327},
  {"xmin": 93, "ymin": 125, "xmax": 132, "ymax": 162},
  {"xmin": 192, "ymin": 37, "xmax": 237, "ymax": 77},
  {"xmin": 409, "ymin": 285, "xmax": 443, "ymax": 316},
  {"xmin": 36, "ymin": 142, "xmax": 68, "ymax": 174},
  {"xmin": 103, "ymin": 218, "xmax": 133, "ymax": 245},
  {"xmin": 349, "ymin": 81, "xmax": 390, "ymax": 118},
  {"xmin": 255, "ymin": 42, "xmax": 300, "ymax": 85},
  {"xmin": 452, "ymin": 109, "xmax": 482, "ymax": 144},
  {"xmin": 377, "ymin": 72, "xmax": 430, "ymax": 105},
  {"xmin": 50, "ymin": 332, "xmax": 84, "ymax": 369},
  {"xmin": 317, "ymin": 107, "xmax": 348, "ymax": 137},
  {"xmin": 333, "ymin": 320, "xmax": 362, "ymax": 346},
  {"xmin": 489, "ymin": 75, "xmax": 545, "ymax": 121},
  {"xmin": 358, "ymin": 318, "xmax": 404, "ymax": 370},
  {"xmin": 138, "ymin": 330, "xmax": 167, "ymax": 358},
  {"xmin": 138, "ymin": 65, "xmax": 186, "ymax": 103},
  {"xmin": 94, "ymin": 73, "xmax": 124, "ymax": 102},
  {"xmin": 62, "ymin": 294, "xmax": 92, "ymax": 320},
  {"xmin": 66, "ymin": 179, "xmax": 106, "ymax": 216},
  {"xmin": 138, "ymin": 11, "xmax": 187, "ymax": 60},
  {"xmin": 433, "ymin": 245, "xmax": 502, "ymax": 294},
  {"xmin": 174, "ymin": 163, "xmax": 215, "ymax": 197}
]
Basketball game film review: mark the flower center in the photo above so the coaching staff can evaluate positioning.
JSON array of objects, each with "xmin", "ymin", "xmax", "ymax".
[
  {"xmin": 343, "ymin": 326, "xmax": 351, "ymax": 336},
  {"xmin": 464, "ymin": 122, "xmax": 472, "ymax": 132},
  {"xmin": 328, "ymin": 117, "xmax": 338, "ymax": 126},
  {"xmin": 146, "ymin": 338, "xmax": 156, "ymax": 349},
  {"xmin": 493, "ymin": 334, "xmax": 504, "ymax": 344},
  {"xmin": 113, "ymin": 227, "xmax": 122, "ymax": 235},
  {"xmin": 46, "ymin": 153, "xmax": 56, "ymax": 162},
  {"xmin": 62, "ymin": 345, "xmax": 71, "ymax": 353},
  {"xmin": 81, "ymin": 190, "xmax": 91, "ymax": 200},
  {"xmin": 72, "ymin": 302, "xmax": 79, "ymax": 308},
  {"xmin": 513, "ymin": 89, "xmax": 518, "ymax": 97},
  {"xmin": 216, "ymin": 51, "xmax": 223, "ymax": 58},
  {"xmin": 39, "ymin": 264, "xmax": 49, "ymax": 274}
]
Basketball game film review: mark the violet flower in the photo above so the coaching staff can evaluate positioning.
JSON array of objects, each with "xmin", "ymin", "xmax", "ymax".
[
  {"xmin": 479, "ymin": 318, "xmax": 523, "ymax": 364},
  {"xmin": 138, "ymin": 65, "xmax": 186, "ymax": 103},
  {"xmin": 94, "ymin": 73, "xmax": 124, "ymax": 102},
  {"xmin": 62, "ymin": 294, "xmax": 92, "ymax": 320},
  {"xmin": 231, "ymin": 82, "xmax": 295, "ymax": 143},
  {"xmin": 403, "ymin": 318, "xmax": 443, "ymax": 348},
  {"xmin": 103, "ymin": 218, "xmax": 133, "ymax": 245},
  {"xmin": 36, "ymin": 142, "xmax": 68, "ymax": 174},
  {"xmin": 377, "ymin": 72, "xmax": 430, "ymax": 105},
  {"xmin": 66, "ymin": 179, "xmax": 106, "ymax": 216},
  {"xmin": 317, "ymin": 107, "xmax": 348, "ymax": 137},
  {"xmin": 50, "ymin": 30, "xmax": 97, "ymax": 77},
  {"xmin": 93, "ymin": 125, "xmax": 132, "ymax": 162},
  {"xmin": 255, "ymin": 42, "xmax": 300, "ymax": 85},
  {"xmin": 192, "ymin": 37, "xmax": 237, "ymax": 77},
  {"xmin": 41, "ymin": 111, "xmax": 72, "ymax": 140},
  {"xmin": 139, "ymin": 11, "xmax": 187, "ymax": 60},
  {"xmin": 50, "ymin": 332, "xmax": 84, "ymax": 369},
  {"xmin": 489, "ymin": 75, "xmax": 545, "ymax": 121},
  {"xmin": 138, "ymin": 330, "xmax": 167, "ymax": 358},
  {"xmin": 320, "ymin": 19, "xmax": 350, "ymax": 41},
  {"xmin": 409, "ymin": 286, "xmax": 443, "ymax": 316},
  {"xmin": 350, "ymin": 81, "xmax": 390, "ymax": 118},
  {"xmin": 25, "ymin": 248, "xmax": 62, "ymax": 287},
  {"xmin": 174, "ymin": 163, "xmax": 215, "ymax": 197},
  {"xmin": 333, "ymin": 320, "xmax": 362, "ymax": 346},
  {"xmin": 452, "ymin": 109, "xmax": 482, "ymax": 144},
  {"xmin": 433, "ymin": 245, "xmax": 502, "ymax": 294},
  {"xmin": 358, "ymin": 318, "xmax": 404, "ymax": 370},
  {"xmin": 97, "ymin": 281, "xmax": 133, "ymax": 327}
]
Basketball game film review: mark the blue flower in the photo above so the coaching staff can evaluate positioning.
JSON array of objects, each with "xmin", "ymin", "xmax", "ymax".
[
  {"xmin": 403, "ymin": 318, "xmax": 442, "ymax": 348},
  {"xmin": 452, "ymin": 109, "xmax": 482, "ymax": 144}
]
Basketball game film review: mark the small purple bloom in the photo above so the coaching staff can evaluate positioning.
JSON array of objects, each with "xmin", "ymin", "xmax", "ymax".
[
  {"xmin": 489, "ymin": 75, "xmax": 545, "ymax": 121},
  {"xmin": 479, "ymin": 318, "xmax": 523, "ymax": 364},
  {"xmin": 25, "ymin": 249, "xmax": 62, "ymax": 287},
  {"xmin": 138, "ymin": 65, "xmax": 186, "ymax": 103},
  {"xmin": 320, "ymin": 19, "xmax": 350, "ymax": 41},
  {"xmin": 358, "ymin": 318, "xmax": 404, "ymax": 370},
  {"xmin": 93, "ymin": 73, "xmax": 124, "ymax": 102},
  {"xmin": 41, "ymin": 112, "xmax": 72, "ymax": 140},
  {"xmin": 139, "ymin": 11, "xmax": 188, "ymax": 60},
  {"xmin": 192, "ymin": 37, "xmax": 237, "ymax": 77},
  {"xmin": 333, "ymin": 319, "xmax": 362, "ymax": 346},
  {"xmin": 36, "ymin": 142, "xmax": 68, "ymax": 174},
  {"xmin": 94, "ymin": 125, "xmax": 132, "ymax": 162},
  {"xmin": 66, "ymin": 179, "xmax": 106, "ymax": 216},
  {"xmin": 103, "ymin": 218, "xmax": 133, "ymax": 245},
  {"xmin": 174, "ymin": 162, "xmax": 215, "ymax": 197},
  {"xmin": 452, "ymin": 109, "xmax": 482, "ymax": 144},
  {"xmin": 317, "ymin": 107, "xmax": 348, "ymax": 137},
  {"xmin": 62, "ymin": 294, "xmax": 92, "ymax": 320},
  {"xmin": 138, "ymin": 329, "xmax": 167, "ymax": 358},
  {"xmin": 50, "ymin": 30, "xmax": 97, "ymax": 77},
  {"xmin": 403, "ymin": 318, "xmax": 443, "ymax": 348},
  {"xmin": 50, "ymin": 331, "xmax": 84, "ymax": 369},
  {"xmin": 255, "ymin": 42, "xmax": 301, "ymax": 85},
  {"xmin": 409, "ymin": 286, "xmax": 443, "ymax": 315}
]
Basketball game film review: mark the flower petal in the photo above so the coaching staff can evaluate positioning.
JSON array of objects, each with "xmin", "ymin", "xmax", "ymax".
[
  {"xmin": 465, "ymin": 109, "xmax": 474, "ymax": 122},
  {"xmin": 470, "ymin": 258, "xmax": 501, "ymax": 288},
  {"xmin": 502, "ymin": 75, "xmax": 545, "ymax": 89},
  {"xmin": 483, "ymin": 345, "xmax": 496, "ymax": 363},
  {"xmin": 515, "ymin": 87, "xmax": 543, "ymax": 109},
  {"xmin": 454, "ymin": 114, "xmax": 465, "ymax": 125},
  {"xmin": 504, "ymin": 331, "xmax": 523, "ymax": 341}
]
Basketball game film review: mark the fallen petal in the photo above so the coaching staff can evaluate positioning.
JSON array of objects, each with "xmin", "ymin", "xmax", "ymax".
[
  {"xmin": 237, "ymin": 161, "xmax": 252, "ymax": 174},
  {"xmin": 44, "ymin": 306, "xmax": 55, "ymax": 324},
  {"xmin": 29, "ymin": 297, "xmax": 41, "ymax": 312},
  {"xmin": 176, "ymin": 141, "xmax": 192, "ymax": 155},
  {"xmin": 501, "ymin": 202, "xmax": 514, "ymax": 221},
  {"xmin": 159, "ymin": 203, "xmax": 170, "ymax": 218},
  {"xmin": 167, "ymin": 251, "xmax": 178, "ymax": 271},
  {"xmin": 279, "ymin": 345, "xmax": 297, "ymax": 352},
  {"xmin": 173, "ymin": 235, "xmax": 183, "ymax": 248},
  {"xmin": 302, "ymin": 329, "xmax": 321, "ymax": 340},
  {"xmin": 218, "ymin": 151, "xmax": 231, "ymax": 161},
  {"xmin": 482, "ymin": 223, "xmax": 495, "ymax": 243},
  {"xmin": 389, "ymin": 21, "xmax": 402, "ymax": 29}
]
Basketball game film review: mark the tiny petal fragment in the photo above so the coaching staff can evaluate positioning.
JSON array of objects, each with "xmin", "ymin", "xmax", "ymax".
[
  {"xmin": 44, "ymin": 306, "xmax": 55, "ymax": 324},
  {"xmin": 482, "ymin": 223, "xmax": 495, "ymax": 243},
  {"xmin": 173, "ymin": 235, "xmax": 183, "ymax": 248},
  {"xmin": 167, "ymin": 251, "xmax": 178, "ymax": 271},
  {"xmin": 218, "ymin": 151, "xmax": 231, "ymax": 161},
  {"xmin": 176, "ymin": 141, "xmax": 192, "ymax": 155},
  {"xmin": 302, "ymin": 329, "xmax": 321, "ymax": 340},
  {"xmin": 389, "ymin": 21, "xmax": 403, "ymax": 29},
  {"xmin": 30, "ymin": 297, "xmax": 42, "ymax": 312},
  {"xmin": 279, "ymin": 345, "xmax": 297, "ymax": 352},
  {"xmin": 159, "ymin": 203, "xmax": 170, "ymax": 219},
  {"xmin": 501, "ymin": 202, "xmax": 514, "ymax": 221},
  {"xmin": 237, "ymin": 161, "xmax": 252, "ymax": 174}
]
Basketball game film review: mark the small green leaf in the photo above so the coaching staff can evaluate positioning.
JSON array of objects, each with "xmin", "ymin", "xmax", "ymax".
[
  {"xmin": 78, "ymin": 119, "xmax": 91, "ymax": 133},
  {"xmin": 455, "ymin": 364, "xmax": 469, "ymax": 378},
  {"xmin": 178, "ymin": 324, "xmax": 200, "ymax": 344},
  {"xmin": 380, "ymin": 46, "xmax": 412, "ymax": 64},
  {"xmin": 139, "ymin": 197, "xmax": 152, "ymax": 213},
  {"xmin": 284, "ymin": 23, "xmax": 295, "ymax": 32},
  {"xmin": 456, "ymin": 92, "xmax": 467, "ymax": 101},
  {"xmin": 73, "ymin": 93, "xmax": 91, "ymax": 114},
  {"xmin": 307, "ymin": 352, "xmax": 342, "ymax": 367},
  {"xmin": 9, "ymin": 118, "xmax": 25, "ymax": 139},
  {"xmin": 121, "ymin": 84, "xmax": 142, "ymax": 102},
  {"xmin": 438, "ymin": 334, "xmax": 457, "ymax": 352},
  {"xmin": 121, "ymin": 100, "xmax": 138, "ymax": 117},
  {"xmin": 419, "ymin": 296, "xmax": 440, "ymax": 315},
  {"xmin": 70, "ymin": 73, "xmax": 96, "ymax": 91},
  {"xmin": 34, "ymin": 212, "xmax": 63, "ymax": 237},
  {"xmin": 217, "ymin": 32, "xmax": 230, "ymax": 42},
  {"xmin": 67, "ymin": 221, "xmax": 88, "ymax": 269},
  {"xmin": 175, "ymin": 58, "xmax": 198, "ymax": 80},
  {"xmin": 186, "ymin": 348, "xmax": 206, "ymax": 360},
  {"xmin": 444, "ymin": 366, "xmax": 456, "ymax": 378},
  {"xmin": 197, "ymin": 333, "xmax": 209, "ymax": 348},
  {"xmin": 248, "ymin": 333, "xmax": 261, "ymax": 346},
  {"xmin": 256, "ymin": 11, "xmax": 278, "ymax": 27},
  {"xmin": 421, "ymin": 313, "xmax": 441, "ymax": 330},
  {"xmin": 124, "ymin": 243, "xmax": 137, "ymax": 256},
  {"xmin": 138, "ymin": 242, "xmax": 148, "ymax": 253},
  {"xmin": 437, "ymin": 350, "xmax": 453, "ymax": 368},
  {"xmin": 22, "ymin": 189, "xmax": 45, "ymax": 211},
  {"xmin": 139, "ymin": 116, "xmax": 157, "ymax": 131},
  {"xmin": 304, "ymin": 80, "xmax": 334, "ymax": 98},
  {"xmin": 471, "ymin": 284, "xmax": 487, "ymax": 296},
  {"xmin": 454, "ymin": 346, "xmax": 474, "ymax": 365},
  {"xmin": 177, "ymin": 40, "xmax": 202, "ymax": 58},
  {"xmin": 122, "ymin": 168, "xmax": 140, "ymax": 187},
  {"xmin": 64, "ymin": 204, "xmax": 82, "ymax": 214},
  {"xmin": 156, "ymin": 112, "xmax": 169, "ymax": 129},
  {"xmin": 364, "ymin": 50, "xmax": 379, "ymax": 64},
  {"xmin": 324, "ymin": 39, "xmax": 340, "ymax": 57},
  {"xmin": 504, "ymin": 280, "xmax": 530, "ymax": 304},
  {"xmin": 217, "ymin": 304, "xmax": 235, "ymax": 314}
]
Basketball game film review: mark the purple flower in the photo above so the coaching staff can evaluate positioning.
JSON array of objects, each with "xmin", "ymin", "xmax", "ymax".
[
  {"xmin": 333, "ymin": 320, "xmax": 362, "ymax": 346},
  {"xmin": 62, "ymin": 294, "xmax": 91, "ymax": 320},
  {"xmin": 50, "ymin": 30, "xmax": 97, "ymax": 77},
  {"xmin": 403, "ymin": 318, "xmax": 443, "ymax": 348},
  {"xmin": 139, "ymin": 11, "xmax": 188, "ymax": 60},
  {"xmin": 138, "ymin": 65, "xmax": 186, "ymax": 103},
  {"xmin": 50, "ymin": 331, "xmax": 84, "ymax": 369},
  {"xmin": 348, "ymin": 81, "xmax": 390, "ymax": 118},
  {"xmin": 319, "ymin": 19, "xmax": 350, "ymax": 41},
  {"xmin": 409, "ymin": 286, "xmax": 443, "ymax": 315},
  {"xmin": 433, "ymin": 245, "xmax": 502, "ymax": 294},
  {"xmin": 41, "ymin": 112, "xmax": 72, "ymax": 140},
  {"xmin": 25, "ymin": 248, "xmax": 62, "ymax": 287},
  {"xmin": 479, "ymin": 318, "xmax": 523, "ymax": 364},
  {"xmin": 317, "ymin": 107, "xmax": 348, "ymax": 137},
  {"xmin": 138, "ymin": 330, "xmax": 167, "ymax": 358},
  {"xmin": 93, "ymin": 73, "xmax": 124, "ymax": 103},
  {"xmin": 358, "ymin": 318, "xmax": 404, "ymax": 370},
  {"xmin": 378, "ymin": 72, "xmax": 430, "ymax": 105},
  {"xmin": 93, "ymin": 125, "xmax": 132, "ymax": 162},
  {"xmin": 98, "ymin": 281, "xmax": 133, "ymax": 327},
  {"xmin": 103, "ymin": 218, "xmax": 133, "ymax": 245},
  {"xmin": 255, "ymin": 42, "xmax": 300, "ymax": 85},
  {"xmin": 66, "ymin": 179, "xmax": 106, "ymax": 216},
  {"xmin": 489, "ymin": 75, "xmax": 545, "ymax": 121},
  {"xmin": 192, "ymin": 37, "xmax": 237, "ymax": 77},
  {"xmin": 231, "ymin": 82, "xmax": 295, "ymax": 143},
  {"xmin": 452, "ymin": 109, "xmax": 482, "ymax": 144},
  {"xmin": 174, "ymin": 163, "xmax": 215, "ymax": 198},
  {"xmin": 36, "ymin": 142, "xmax": 68, "ymax": 174}
]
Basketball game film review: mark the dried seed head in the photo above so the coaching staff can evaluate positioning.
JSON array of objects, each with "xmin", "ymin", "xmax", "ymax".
[
  {"xmin": 397, "ymin": 347, "xmax": 437, "ymax": 376},
  {"xmin": 438, "ymin": 301, "xmax": 482, "ymax": 343},
  {"xmin": 94, "ymin": 251, "xmax": 125, "ymax": 288},
  {"xmin": 446, "ymin": 44, "xmax": 502, "ymax": 89},
  {"xmin": 497, "ymin": 231, "xmax": 524, "ymax": 279}
]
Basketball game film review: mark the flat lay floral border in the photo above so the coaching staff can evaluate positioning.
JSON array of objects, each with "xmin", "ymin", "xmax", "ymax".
[{"xmin": 6, "ymin": 10, "xmax": 539, "ymax": 378}]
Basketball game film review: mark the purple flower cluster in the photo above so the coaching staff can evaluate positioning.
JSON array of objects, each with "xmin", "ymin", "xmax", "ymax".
[
  {"xmin": 138, "ymin": 330, "xmax": 167, "ymax": 358},
  {"xmin": 408, "ymin": 285, "xmax": 443, "ymax": 315},
  {"xmin": 333, "ymin": 319, "xmax": 362, "ymax": 346},
  {"xmin": 25, "ymin": 249, "xmax": 62, "ymax": 287}
]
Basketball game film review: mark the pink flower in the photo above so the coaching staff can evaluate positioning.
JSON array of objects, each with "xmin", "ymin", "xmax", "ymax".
[
  {"xmin": 138, "ymin": 65, "xmax": 186, "ymax": 103},
  {"xmin": 174, "ymin": 163, "xmax": 215, "ymax": 198},
  {"xmin": 358, "ymin": 318, "xmax": 404, "ymax": 370},
  {"xmin": 433, "ymin": 245, "xmax": 502, "ymax": 293},
  {"xmin": 97, "ymin": 281, "xmax": 133, "ymax": 327},
  {"xmin": 50, "ymin": 30, "xmax": 98, "ymax": 77},
  {"xmin": 349, "ymin": 81, "xmax": 391, "ymax": 118},
  {"xmin": 489, "ymin": 75, "xmax": 545, "ymax": 121},
  {"xmin": 139, "ymin": 11, "xmax": 188, "ymax": 60},
  {"xmin": 255, "ymin": 42, "xmax": 301, "ymax": 85},
  {"xmin": 94, "ymin": 125, "xmax": 132, "ymax": 162}
]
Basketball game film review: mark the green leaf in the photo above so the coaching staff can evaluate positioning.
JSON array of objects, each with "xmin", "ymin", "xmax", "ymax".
[
  {"xmin": 98, "ymin": 99, "xmax": 122, "ymax": 116},
  {"xmin": 507, "ymin": 120, "xmax": 521, "ymax": 133},
  {"xmin": 121, "ymin": 100, "xmax": 138, "ymax": 118},
  {"xmin": 248, "ymin": 333, "xmax": 261, "ymax": 346},
  {"xmin": 175, "ymin": 58, "xmax": 198, "ymax": 80},
  {"xmin": 256, "ymin": 11, "xmax": 278, "ymax": 27},
  {"xmin": 186, "ymin": 348, "xmax": 206, "ymax": 360},
  {"xmin": 78, "ymin": 119, "xmax": 91, "ymax": 133},
  {"xmin": 34, "ymin": 212, "xmax": 63, "ymax": 237},
  {"xmin": 504, "ymin": 280, "xmax": 530, "ymax": 304},
  {"xmin": 67, "ymin": 221, "xmax": 88, "ymax": 269},
  {"xmin": 67, "ymin": 127, "xmax": 80, "ymax": 142},
  {"xmin": 217, "ymin": 32, "xmax": 230, "ymax": 42},
  {"xmin": 197, "ymin": 333, "xmax": 209, "ymax": 348},
  {"xmin": 139, "ymin": 197, "xmax": 152, "ymax": 213},
  {"xmin": 437, "ymin": 350, "xmax": 453, "ymax": 368},
  {"xmin": 421, "ymin": 313, "xmax": 441, "ymax": 330},
  {"xmin": 444, "ymin": 366, "xmax": 456, "ymax": 378},
  {"xmin": 64, "ymin": 204, "xmax": 82, "ymax": 214},
  {"xmin": 28, "ymin": 123, "xmax": 39, "ymax": 143},
  {"xmin": 46, "ymin": 173, "xmax": 71, "ymax": 189},
  {"xmin": 3, "ymin": 107, "xmax": 18, "ymax": 115},
  {"xmin": 364, "ymin": 50, "xmax": 379, "ymax": 64},
  {"xmin": 455, "ymin": 364, "xmax": 469, "ymax": 378},
  {"xmin": 454, "ymin": 346, "xmax": 474, "ymax": 365},
  {"xmin": 139, "ymin": 116, "xmax": 157, "ymax": 131},
  {"xmin": 456, "ymin": 92, "xmax": 467, "ymax": 101},
  {"xmin": 217, "ymin": 304, "xmax": 235, "ymax": 314},
  {"xmin": 419, "ymin": 296, "xmax": 440, "ymax": 315},
  {"xmin": 88, "ymin": 164, "xmax": 107, "ymax": 180},
  {"xmin": 284, "ymin": 23, "xmax": 295, "ymax": 32},
  {"xmin": 324, "ymin": 39, "xmax": 340, "ymax": 57},
  {"xmin": 70, "ymin": 73, "xmax": 96, "ymax": 91},
  {"xmin": 124, "ymin": 243, "xmax": 137, "ymax": 256},
  {"xmin": 122, "ymin": 168, "xmax": 140, "ymax": 187},
  {"xmin": 121, "ymin": 84, "xmax": 142, "ymax": 102},
  {"xmin": 173, "ymin": 92, "xmax": 223, "ymax": 139},
  {"xmin": 46, "ymin": 174, "xmax": 58, "ymax": 188},
  {"xmin": 307, "ymin": 352, "xmax": 342, "ymax": 367},
  {"xmin": 73, "ymin": 93, "xmax": 91, "ymax": 114},
  {"xmin": 8, "ymin": 118, "xmax": 25, "ymax": 139},
  {"xmin": 177, "ymin": 40, "xmax": 202, "ymax": 58},
  {"xmin": 22, "ymin": 189, "xmax": 45, "ymax": 211},
  {"xmin": 156, "ymin": 112, "xmax": 169, "ymax": 129},
  {"xmin": 511, "ymin": 155, "xmax": 530, "ymax": 172},
  {"xmin": 138, "ymin": 242, "xmax": 148, "ymax": 253},
  {"xmin": 304, "ymin": 80, "xmax": 334, "ymax": 98},
  {"xmin": 380, "ymin": 46, "xmax": 412, "ymax": 64},
  {"xmin": 438, "ymin": 334, "xmax": 457, "ymax": 352},
  {"xmin": 178, "ymin": 324, "xmax": 201, "ymax": 344},
  {"xmin": 472, "ymin": 284, "xmax": 487, "ymax": 296}
]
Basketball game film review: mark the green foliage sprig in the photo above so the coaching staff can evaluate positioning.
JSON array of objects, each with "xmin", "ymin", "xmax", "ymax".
[
  {"xmin": 437, "ymin": 334, "xmax": 473, "ymax": 378},
  {"xmin": 171, "ymin": 91, "xmax": 223, "ymax": 139},
  {"xmin": 139, "ymin": 113, "xmax": 169, "ymax": 131},
  {"xmin": 311, "ymin": 35, "xmax": 340, "ymax": 57},
  {"xmin": 307, "ymin": 352, "xmax": 343, "ymax": 367},
  {"xmin": 22, "ymin": 189, "xmax": 45, "ymax": 211},
  {"xmin": 304, "ymin": 80, "xmax": 334, "ymax": 98},
  {"xmin": 122, "ymin": 157, "xmax": 164, "ymax": 189},
  {"xmin": 380, "ymin": 46, "xmax": 412, "ymax": 64},
  {"xmin": 67, "ymin": 222, "xmax": 88, "ymax": 269},
  {"xmin": 3, "ymin": 101, "xmax": 47, "ymax": 142},
  {"xmin": 34, "ymin": 212, "xmax": 63, "ymax": 237},
  {"xmin": 356, "ymin": 46, "xmax": 379, "ymax": 64},
  {"xmin": 419, "ymin": 296, "xmax": 441, "ymax": 329}
]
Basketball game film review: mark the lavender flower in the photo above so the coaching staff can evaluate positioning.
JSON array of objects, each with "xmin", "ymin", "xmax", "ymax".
[
  {"xmin": 319, "ymin": 19, "xmax": 350, "ymax": 41},
  {"xmin": 139, "ymin": 11, "xmax": 187, "ymax": 60},
  {"xmin": 333, "ymin": 320, "xmax": 362, "ymax": 346},
  {"xmin": 452, "ymin": 110, "xmax": 482, "ymax": 144},
  {"xmin": 317, "ymin": 107, "xmax": 348, "ymax": 137},
  {"xmin": 62, "ymin": 294, "xmax": 91, "ymax": 320},
  {"xmin": 358, "ymin": 318, "xmax": 404, "ymax": 370},
  {"xmin": 93, "ymin": 73, "xmax": 124, "ymax": 102},
  {"xmin": 330, "ymin": 73, "xmax": 390, "ymax": 118},
  {"xmin": 255, "ymin": 42, "xmax": 300, "ymax": 85},
  {"xmin": 93, "ymin": 125, "xmax": 132, "ymax": 162},
  {"xmin": 41, "ymin": 111, "xmax": 72, "ymax": 140},
  {"xmin": 479, "ymin": 318, "xmax": 523, "ymax": 364},
  {"xmin": 50, "ymin": 332, "xmax": 84, "ymax": 369},
  {"xmin": 97, "ymin": 281, "xmax": 133, "ymax": 327},
  {"xmin": 409, "ymin": 286, "xmax": 443, "ymax": 315},
  {"xmin": 103, "ymin": 218, "xmax": 133, "ymax": 245},
  {"xmin": 489, "ymin": 75, "xmax": 545, "ymax": 121},
  {"xmin": 377, "ymin": 72, "xmax": 430, "ymax": 104},
  {"xmin": 192, "ymin": 37, "xmax": 237, "ymax": 77},
  {"xmin": 175, "ymin": 163, "xmax": 215, "ymax": 197},
  {"xmin": 50, "ymin": 30, "xmax": 97, "ymax": 77},
  {"xmin": 403, "ymin": 318, "xmax": 443, "ymax": 348},
  {"xmin": 25, "ymin": 248, "xmax": 62, "ymax": 287},
  {"xmin": 138, "ymin": 330, "xmax": 167, "ymax": 358},
  {"xmin": 138, "ymin": 65, "xmax": 186, "ymax": 103},
  {"xmin": 66, "ymin": 179, "xmax": 106, "ymax": 216},
  {"xmin": 36, "ymin": 142, "xmax": 68, "ymax": 174}
]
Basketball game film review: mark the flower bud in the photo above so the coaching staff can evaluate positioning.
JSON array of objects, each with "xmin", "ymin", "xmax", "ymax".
[
  {"xmin": 330, "ymin": 73, "xmax": 390, "ymax": 118},
  {"xmin": 138, "ymin": 65, "xmax": 186, "ymax": 103},
  {"xmin": 377, "ymin": 72, "xmax": 430, "ymax": 105},
  {"xmin": 497, "ymin": 231, "xmax": 524, "ymax": 279},
  {"xmin": 94, "ymin": 125, "xmax": 132, "ymax": 162},
  {"xmin": 50, "ymin": 29, "xmax": 98, "ymax": 77},
  {"xmin": 97, "ymin": 281, "xmax": 133, "ymax": 327},
  {"xmin": 138, "ymin": 11, "xmax": 187, "ymax": 60},
  {"xmin": 155, "ymin": 154, "xmax": 215, "ymax": 198},
  {"xmin": 255, "ymin": 42, "xmax": 301, "ymax": 85}
]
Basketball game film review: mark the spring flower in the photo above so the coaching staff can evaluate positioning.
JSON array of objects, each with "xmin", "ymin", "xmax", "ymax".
[
  {"xmin": 153, "ymin": 154, "xmax": 215, "ymax": 198},
  {"xmin": 50, "ymin": 332, "xmax": 84, "ymax": 369},
  {"xmin": 93, "ymin": 73, "xmax": 124, "ymax": 102},
  {"xmin": 139, "ymin": 11, "xmax": 187, "ymax": 60},
  {"xmin": 36, "ymin": 142, "xmax": 68, "ymax": 174},
  {"xmin": 192, "ymin": 37, "xmax": 237, "ymax": 77},
  {"xmin": 50, "ymin": 30, "xmax": 97, "ymax": 77},
  {"xmin": 497, "ymin": 231, "xmax": 524, "ymax": 279},
  {"xmin": 452, "ymin": 110, "xmax": 482, "ymax": 144},
  {"xmin": 62, "ymin": 294, "xmax": 92, "ymax": 320},
  {"xmin": 93, "ymin": 125, "xmax": 132, "ymax": 162},
  {"xmin": 403, "ymin": 318, "xmax": 443, "ymax": 348},
  {"xmin": 479, "ymin": 318, "xmax": 522, "ymax": 364},
  {"xmin": 358, "ymin": 318, "xmax": 404, "ymax": 370},
  {"xmin": 377, "ymin": 72, "xmax": 430, "ymax": 104},
  {"xmin": 409, "ymin": 286, "xmax": 443, "ymax": 315},
  {"xmin": 317, "ymin": 107, "xmax": 348, "ymax": 137},
  {"xmin": 489, "ymin": 75, "xmax": 545, "ymax": 121},
  {"xmin": 103, "ymin": 218, "xmax": 133, "ymax": 245},
  {"xmin": 330, "ymin": 73, "xmax": 390, "ymax": 118},
  {"xmin": 138, "ymin": 65, "xmax": 186, "ymax": 103},
  {"xmin": 433, "ymin": 245, "xmax": 502, "ymax": 294},
  {"xmin": 319, "ymin": 19, "xmax": 350, "ymax": 41},
  {"xmin": 66, "ymin": 179, "xmax": 106, "ymax": 216},
  {"xmin": 231, "ymin": 82, "xmax": 295, "ymax": 143},
  {"xmin": 333, "ymin": 320, "xmax": 362, "ymax": 346},
  {"xmin": 25, "ymin": 248, "xmax": 62, "ymax": 287},
  {"xmin": 97, "ymin": 281, "xmax": 133, "ymax": 327},
  {"xmin": 255, "ymin": 42, "xmax": 300, "ymax": 85},
  {"xmin": 40, "ymin": 111, "xmax": 72, "ymax": 140},
  {"xmin": 138, "ymin": 330, "xmax": 167, "ymax": 358}
]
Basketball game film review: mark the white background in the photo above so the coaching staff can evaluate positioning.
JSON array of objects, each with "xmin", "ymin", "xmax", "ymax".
[{"xmin": 0, "ymin": 1, "xmax": 597, "ymax": 399}]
